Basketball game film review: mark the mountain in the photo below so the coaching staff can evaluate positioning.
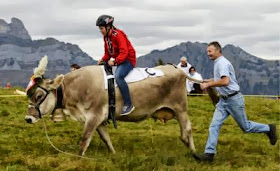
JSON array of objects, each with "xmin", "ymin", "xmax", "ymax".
[
  {"xmin": 0, "ymin": 17, "xmax": 31, "ymax": 40},
  {"xmin": 0, "ymin": 18, "xmax": 278, "ymax": 95},
  {"xmin": 137, "ymin": 42, "xmax": 279, "ymax": 95},
  {"xmin": 0, "ymin": 17, "xmax": 96, "ymax": 87}
]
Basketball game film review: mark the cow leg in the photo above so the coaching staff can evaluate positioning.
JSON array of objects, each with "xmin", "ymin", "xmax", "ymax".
[
  {"xmin": 176, "ymin": 111, "xmax": 196, "ymax": 153},
  {"xmin": 97, "ymin": 125, "xmax": 116, "ymax": 154},
  {"xmin": 79, "ymin": 116, "xmax": 101, "ymax": 156}
]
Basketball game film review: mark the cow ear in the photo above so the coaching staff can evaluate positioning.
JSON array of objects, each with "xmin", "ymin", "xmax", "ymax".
[{"xmin": 46, "ymin": 74, "xmax": 64, "ymax": 90}]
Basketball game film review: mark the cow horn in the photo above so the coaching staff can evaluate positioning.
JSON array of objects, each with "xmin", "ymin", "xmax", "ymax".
[
  {"xmin": 33, "ymin": 55, "xmax": 48, "ymax": 78},
  {"xmin": 185, "ymin": 74, "xmax": 203, "ymax": 83}
]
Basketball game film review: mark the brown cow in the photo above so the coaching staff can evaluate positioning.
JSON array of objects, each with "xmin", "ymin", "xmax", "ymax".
[{"xmin": 25, "ymin": 56, "xmax": 209, "ymax": 156}]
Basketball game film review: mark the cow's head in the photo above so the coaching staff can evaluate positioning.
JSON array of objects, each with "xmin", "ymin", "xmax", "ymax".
[{"xmin": 25, "ymin": 56, "xmax": 64, "ymax": 123}]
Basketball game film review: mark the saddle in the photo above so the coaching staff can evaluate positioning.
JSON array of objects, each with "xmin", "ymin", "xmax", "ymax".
[{"xmin": 101, "ymin": 63, "xmax": 164, "ymax": 129}]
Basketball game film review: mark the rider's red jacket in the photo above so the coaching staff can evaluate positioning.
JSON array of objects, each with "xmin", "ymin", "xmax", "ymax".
[{"xmin": 102, "ymin": 28, "xmax": 136, "ymax": 67}]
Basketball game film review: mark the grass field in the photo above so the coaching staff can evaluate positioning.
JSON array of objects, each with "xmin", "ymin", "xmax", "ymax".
[{"xmin": 0, "ymin": 88, "xmax": 279, "ymax": 170}]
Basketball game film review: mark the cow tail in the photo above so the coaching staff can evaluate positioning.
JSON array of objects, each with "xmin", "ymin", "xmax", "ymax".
[
  {"xmin": 185, "ymin": 75, "xmax": 219, "ymax": 106},
  {"xmin": 207, "ymin": 87, "xmax": 219, "ymax": 106},
  {"xmin": 185, "ymin": 74, "xmax": 203, "ymax": 83}
]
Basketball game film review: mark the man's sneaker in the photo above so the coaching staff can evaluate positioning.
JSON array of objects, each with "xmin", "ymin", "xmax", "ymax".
[
  {"xmin": 120, "ymin": 105, "xmax": 135, "ymax": 116},
  {"xmin": 266, "ymin": 124, "xmax": 277, "ymax": 145},
  {"xmin": 193, "ymin": 153, "xmax": 214, "ymax": 162}
]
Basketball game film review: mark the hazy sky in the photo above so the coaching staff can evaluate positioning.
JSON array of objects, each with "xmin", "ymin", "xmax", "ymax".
[{"xmin": 1, "ymin": 0, "xmax": 279, "ymax": 60}]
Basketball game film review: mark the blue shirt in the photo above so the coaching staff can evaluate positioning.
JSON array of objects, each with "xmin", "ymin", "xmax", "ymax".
[{"xmin": 214, "ymin": 56, "xmax": 240, "ymax": 96}]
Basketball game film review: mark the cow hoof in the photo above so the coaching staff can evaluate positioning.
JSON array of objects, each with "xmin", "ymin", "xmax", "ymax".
[
  {"xmin": 79, "ymin": 151, "xmax": 85, "ymax": 156},
  {"xmin": 179, "ymin": 137, "xmax": 189, "ymax": 147}
]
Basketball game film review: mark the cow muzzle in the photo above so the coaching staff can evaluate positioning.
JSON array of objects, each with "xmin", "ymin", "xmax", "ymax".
[{"xmin": 25, "ymin": 115, "xmax": 38, "ymax": 124}]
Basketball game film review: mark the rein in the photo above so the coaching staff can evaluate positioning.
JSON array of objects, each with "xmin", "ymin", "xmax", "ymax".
[
  {"xmin": 37, "ymin": 85, "xmax": 99, "ymax": 160},
  {"xmin": 42, "ymin": 117, "xmax": 100, "ymax": 161}
]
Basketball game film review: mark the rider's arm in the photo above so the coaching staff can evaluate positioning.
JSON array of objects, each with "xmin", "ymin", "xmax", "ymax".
[
  {"xmin": 102, "ymin": 39, "xmax": 110, "ymax": 62},
  {"xmin": 115, "ymin": 32, "xmax": 128, "ymax": 65}
]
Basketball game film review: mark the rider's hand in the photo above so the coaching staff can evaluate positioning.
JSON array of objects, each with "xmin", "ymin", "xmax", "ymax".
[
  {"xmin": 108, "ymin": 60, "xmax": 115, "ymax": 66},
  {"xmin": 97, "ymin": 59, "xmax": 103, "ymax": 65}
]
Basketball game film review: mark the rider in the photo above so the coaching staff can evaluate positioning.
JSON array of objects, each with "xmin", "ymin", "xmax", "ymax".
[{"xmin": 96, "ymin": 15, "xmax": 136, "ymax": 115}]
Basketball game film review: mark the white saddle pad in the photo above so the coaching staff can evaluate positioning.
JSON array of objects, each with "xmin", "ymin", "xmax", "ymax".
[{"xmin": 101, "ymin": 66, "xmax": 164, "ymax": 89}]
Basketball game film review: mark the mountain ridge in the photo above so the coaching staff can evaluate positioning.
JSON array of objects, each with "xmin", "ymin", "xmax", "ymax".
[
  {"xmin": 137, "ymin": 41, "xmax": 279, "ymax": 95},
  {"xmin": 0, "ymin": 18, "xmax": 278, "ymax": 95}
]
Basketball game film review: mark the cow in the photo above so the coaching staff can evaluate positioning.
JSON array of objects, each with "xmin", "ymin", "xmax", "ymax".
[{"xmin": 25, "ymin": 56, "xmax": 211, "ymax": 156}]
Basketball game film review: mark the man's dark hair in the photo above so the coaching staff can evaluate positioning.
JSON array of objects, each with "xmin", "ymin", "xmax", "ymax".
[
  {"xmin": 208, "ymin": 41, "xmax": 222, "ymax": 53},
  {"xmin": 71, "ymin": 64, "xmax": 81, "ymax": 69},
  {"xmin": 189, "ymin": 66, "xmax": 196, "ymax": 73}
]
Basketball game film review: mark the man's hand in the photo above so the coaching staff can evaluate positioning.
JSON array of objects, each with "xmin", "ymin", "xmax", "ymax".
[
  {"xmin": 200, "ymin": 83, "xmax": 209, "ymax": 91},
  {"xmin": 200, "ymin": 76, "xmax": 229, "ymax": 90},
  {"xmin": 108, "ymin": 60, "xmax": 115, "ymax": 66}
]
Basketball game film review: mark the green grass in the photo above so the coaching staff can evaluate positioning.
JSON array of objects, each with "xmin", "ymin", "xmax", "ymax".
[{"xmin": 0, "ymin": 88, "xmax": 279, "ymax": 170}]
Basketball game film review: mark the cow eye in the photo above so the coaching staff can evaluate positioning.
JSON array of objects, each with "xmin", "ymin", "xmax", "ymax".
[{"xmin": 36, "ymin": 95, "xmax": 43, "ymax": 101}]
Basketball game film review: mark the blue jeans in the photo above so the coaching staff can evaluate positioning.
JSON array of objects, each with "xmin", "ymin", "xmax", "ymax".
[
  {"xmin": 115, "ymin": 60, "xmax": 134, "ymax": 106},
  {"xmin": 204, "ymin": 92, "xmax": 270, "ymax": 154}
]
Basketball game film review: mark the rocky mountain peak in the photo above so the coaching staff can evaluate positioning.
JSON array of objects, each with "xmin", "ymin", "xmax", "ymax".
[{"xmin": 0, "ymin": 17, "xmax": 31, "ymax": 40}]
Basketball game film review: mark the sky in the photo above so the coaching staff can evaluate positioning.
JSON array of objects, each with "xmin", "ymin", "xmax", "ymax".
[{"xmin": 0, "ymin": 0, "xmax": 279, "ymax": 60}]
